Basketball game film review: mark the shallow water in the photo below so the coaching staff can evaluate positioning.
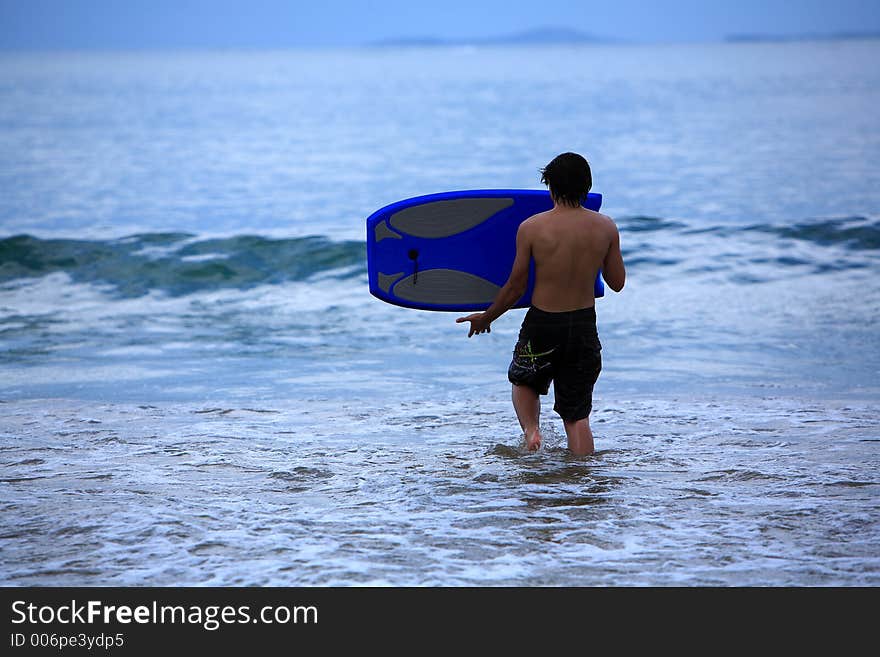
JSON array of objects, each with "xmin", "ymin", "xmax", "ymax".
[
  {"xmin": 1, "ymin": 40, "xmax": 879, "ymax": 585},
  {"xmin": 2, "ymin": 395, "xmax": 877, "ymax": 586}
]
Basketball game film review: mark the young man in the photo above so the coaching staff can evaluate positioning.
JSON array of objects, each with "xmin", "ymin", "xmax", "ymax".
[{"xmin": 456, "ymin": 152, "xmax": 626, "ymax": 456}]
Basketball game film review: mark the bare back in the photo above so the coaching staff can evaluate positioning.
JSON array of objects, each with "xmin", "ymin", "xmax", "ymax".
[{"xmin": 523, "ymin": 205, "xmax": 624, "ymax": 312}]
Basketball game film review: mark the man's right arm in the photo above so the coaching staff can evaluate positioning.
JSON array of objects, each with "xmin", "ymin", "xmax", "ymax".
[
  {"xmin": 602, "ymin": 223, "xmax": 626, "ymax": 292},
  {"xmin": 456, "ymin": 220, "xmax": 532, "ymax": 337}
]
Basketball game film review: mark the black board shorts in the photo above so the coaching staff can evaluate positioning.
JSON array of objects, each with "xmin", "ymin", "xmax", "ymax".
[{"xmin": 507, "ymin": 306, "xmax": 602, "ymax": 422}]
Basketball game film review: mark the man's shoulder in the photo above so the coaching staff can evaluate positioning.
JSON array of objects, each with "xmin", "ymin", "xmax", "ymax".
[
  {"xmin": 585, "ymin": 209, "xmax": 618, "ymax": 232},
  {"xmin": 584, "ymin": 208, "xmax": 614, "ymax": 222},
  {"xmin": 519, "ymin": 210, "xmax": 551, "ymax": 232},
  {"xmin": 525, "ymin": 209, "xmax": 553, "ymax": 223}
]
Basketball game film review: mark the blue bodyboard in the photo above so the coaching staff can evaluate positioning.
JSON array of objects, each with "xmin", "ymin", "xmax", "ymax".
[{"xmin": 367, "ymin": 189, "xmax": 604, "ymax": 312}]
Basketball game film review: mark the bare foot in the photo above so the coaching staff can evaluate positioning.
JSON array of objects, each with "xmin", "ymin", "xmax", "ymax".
[{"xmin": 525, "ymin": 427, "xmax": 542, "ymax": 452}]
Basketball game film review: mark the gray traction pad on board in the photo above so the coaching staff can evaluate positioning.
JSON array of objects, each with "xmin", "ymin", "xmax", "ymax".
[
  {"xmin": 374, "ymin": 219, "xmax": 402, "ymax": 243},
  {"xmin": 377, "ymin": 271, "xmax": 404, "ymax": 293},
  {"xmin": 389, "ymin": 197, "xmax": 514, "ymax": 238},
  {"xmin": 392, "ymin": 269, "xmax": 500, "ymax": 305}
]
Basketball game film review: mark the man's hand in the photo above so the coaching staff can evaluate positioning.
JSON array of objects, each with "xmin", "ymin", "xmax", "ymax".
[{"xmin": 456, "ymin": 313, "xmax": 492, "ymax": 338}]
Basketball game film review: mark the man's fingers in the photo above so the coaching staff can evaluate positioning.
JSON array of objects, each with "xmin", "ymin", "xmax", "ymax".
[{"xmin": 456, "ymin": 313, "xmax": 490, "ymax": 338}]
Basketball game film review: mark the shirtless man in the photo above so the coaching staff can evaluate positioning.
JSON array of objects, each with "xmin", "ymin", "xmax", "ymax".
[{"xmin": 456, "ymin": 152, "xmax": 626, "ymax": 456}]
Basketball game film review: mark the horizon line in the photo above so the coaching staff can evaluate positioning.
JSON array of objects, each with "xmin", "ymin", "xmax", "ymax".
[{"xmin": 1, "ymin": 29, "xmax": 878, "ymax": 54}]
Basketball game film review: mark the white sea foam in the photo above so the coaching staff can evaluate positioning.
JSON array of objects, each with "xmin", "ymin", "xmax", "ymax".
[{"xmin": 1, "ymin": 395, "xmax": 876, "ymax": 586}]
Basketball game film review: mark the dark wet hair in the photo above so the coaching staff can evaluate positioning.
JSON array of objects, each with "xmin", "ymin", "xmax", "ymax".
[{"xmin": 540, "ymin": 152, "xmax": 592, "ymax": 208}]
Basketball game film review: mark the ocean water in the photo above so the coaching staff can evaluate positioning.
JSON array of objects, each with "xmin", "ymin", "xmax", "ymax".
[{"xmin": 1, "ymin": 41, "xmax": 878, "ymax": 586}]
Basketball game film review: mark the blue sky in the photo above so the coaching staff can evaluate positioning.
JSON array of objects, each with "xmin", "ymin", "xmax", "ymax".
[{"xmin": 1, "ymin": 0, "xmax": 879, "ymax": 49}]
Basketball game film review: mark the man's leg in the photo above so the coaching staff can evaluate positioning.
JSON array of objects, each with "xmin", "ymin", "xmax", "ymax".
[
  {"xmin": 512, "ymin": 384, "xmax": 542, "ymax": 451},
  {"xmin": 562, "ymin": 416, "xmax": 594, "ymax": 456}
]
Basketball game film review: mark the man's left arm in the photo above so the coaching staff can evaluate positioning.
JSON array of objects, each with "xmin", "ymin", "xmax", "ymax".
[{"xmin": 456, "ymin": 222, "xmax": 532, "ymax": 338}]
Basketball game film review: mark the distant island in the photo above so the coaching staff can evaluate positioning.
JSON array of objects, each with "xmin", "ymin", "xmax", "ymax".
[
  {"xmin": 725, "ymin": 31, "xmax": 880, "ymax": 43},
  {"xmin": 370, "ymin": 27, "xmax": 880, "ymax": 48},
  {"xmin": 370, "ymin": 26, "xmax": 613, "ymax": 48}
]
